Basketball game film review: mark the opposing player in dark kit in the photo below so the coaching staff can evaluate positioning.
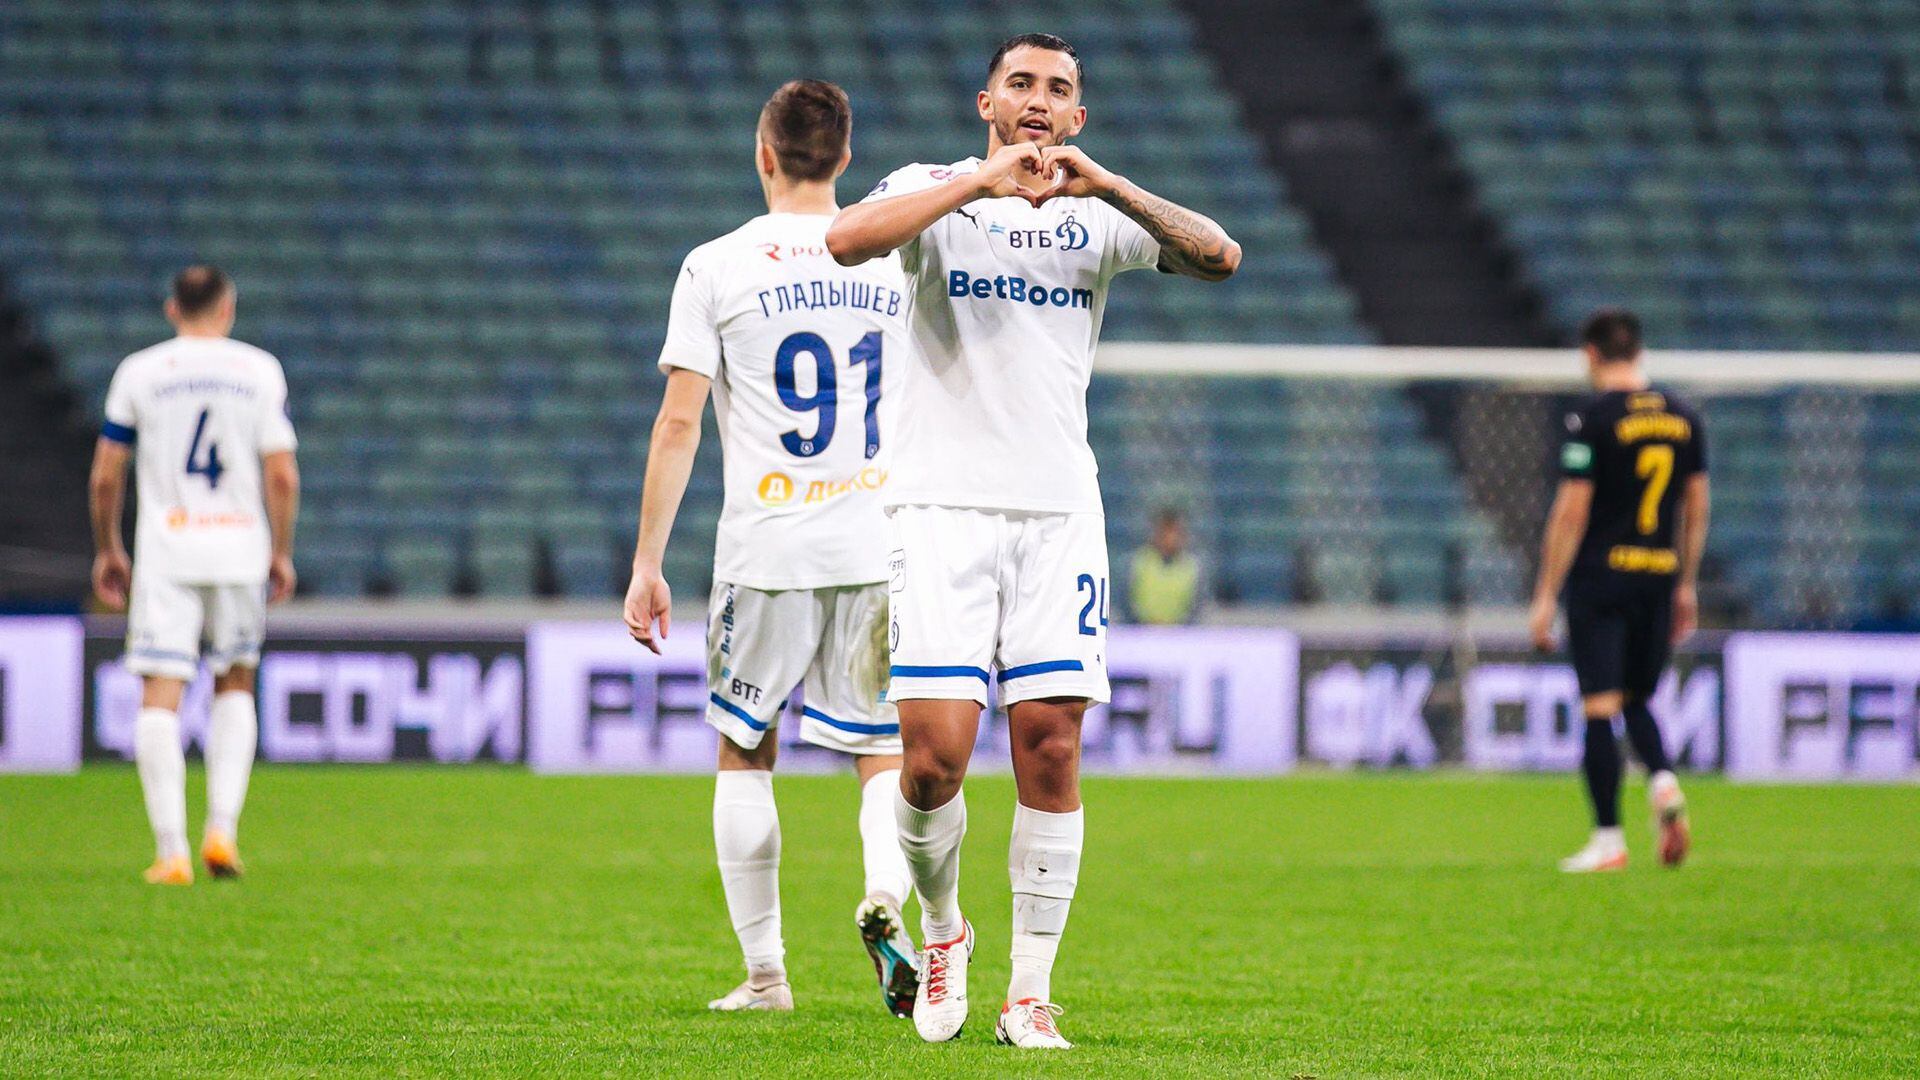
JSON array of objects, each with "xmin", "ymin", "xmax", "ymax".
[{"xmin": 1530, "ymin": 308, "xmax": 1710, "ymax": 872}]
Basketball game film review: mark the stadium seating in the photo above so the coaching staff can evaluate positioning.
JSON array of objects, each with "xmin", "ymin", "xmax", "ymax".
[
  {"xmin": 0, "ymin": 0, "xmax": 1373, "ymax": 600},
  {"xmin": 1376, "ymin": 0, "xmax": 1920, "ymax": 353},
  {"xmin": 1094, "ymin": 375, "xmax": 1521, "ymax": 608},
  {"xmin": 8, "ymin": 0, "xmax": 1908, "ymax": 620},
  {"xmin": 1688, "ymin": 387, "xmax": 1920, "ymax": 625},
  {"xmin": 1375, "ymin": 0, "xmax": 1920, "ymax": 622}
]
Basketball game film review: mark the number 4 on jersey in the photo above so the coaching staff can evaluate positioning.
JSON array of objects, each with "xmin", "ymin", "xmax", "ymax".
[{"xmin": 185, "ymin": 407, "xmax": 224, "ymax": 489}]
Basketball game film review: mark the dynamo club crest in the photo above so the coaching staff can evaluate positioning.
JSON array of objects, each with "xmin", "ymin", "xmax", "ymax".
[{"xmin": 1054, "ymin": 214, "xmax": 1090, "ymax": 251}]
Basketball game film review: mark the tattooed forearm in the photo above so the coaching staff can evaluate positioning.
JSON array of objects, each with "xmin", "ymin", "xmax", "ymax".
[{"xmin": 1103, "ymin": 181, "xmax": 1241, "ymax": 280}]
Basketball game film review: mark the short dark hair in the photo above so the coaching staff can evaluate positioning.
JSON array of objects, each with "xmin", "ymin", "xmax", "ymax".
[
  {"xmin": 171, "ymin": 265, "xmax": 232, "ymax": 317},
  {"xmin": 987, "ymin": 33, "xmax": 1082, "ymax": 88},
  {"xmin": 1580, "ymin": 307, "xmax": 1642, "ymax": 362},
  {"xmin": 758, "ymin": 79, "xmax": 851, "ymax": 183}
]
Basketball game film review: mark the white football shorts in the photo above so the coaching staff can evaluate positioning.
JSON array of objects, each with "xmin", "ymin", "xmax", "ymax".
[
  {"xmin": 124, "ymin": 573, "xmax": 267, "ymax": 681},
  {"xmin": 705, "ymin": 581, "xmax": 901, "ymax": 755},
  {"xmin": 886, "ymin": 506, "xmax": 1111, "ymax": 707}
]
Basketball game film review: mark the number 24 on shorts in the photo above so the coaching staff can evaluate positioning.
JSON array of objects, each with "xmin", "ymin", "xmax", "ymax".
[{"xmin": 1076, "ymin": 574, "xmax": 1109, "ymax": 636}]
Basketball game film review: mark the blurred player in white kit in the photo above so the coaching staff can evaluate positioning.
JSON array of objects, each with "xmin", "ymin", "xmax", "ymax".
[
  {"xmin": 88, "ymin": 265, "xmax": 300, "ymax": 885},
  {"xmin": 623, "ymin": 80, "xmax": 921, "ymax": 1017}
]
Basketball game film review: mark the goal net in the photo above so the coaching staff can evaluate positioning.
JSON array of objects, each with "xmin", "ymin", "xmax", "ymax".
[{"xmin": 1090, "ymin": 344, "xmax": 1920, "ymax": 633}]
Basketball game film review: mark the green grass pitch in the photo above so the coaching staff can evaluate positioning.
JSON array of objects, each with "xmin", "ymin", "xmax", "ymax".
[{"xmin": 2, "ymin": 768, "xmax": 1916, "ymax": 1077}]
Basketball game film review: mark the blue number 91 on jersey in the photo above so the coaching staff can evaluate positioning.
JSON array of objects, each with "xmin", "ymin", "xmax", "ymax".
[{"xmin": 773, "ymin": 330, "xmax": 882, "ymax": 460}]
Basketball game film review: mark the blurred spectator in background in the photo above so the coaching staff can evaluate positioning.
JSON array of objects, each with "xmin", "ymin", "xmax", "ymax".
[{"xmin": 1127, "ymin": 508, "xmax": 1202, "ymax": 625}]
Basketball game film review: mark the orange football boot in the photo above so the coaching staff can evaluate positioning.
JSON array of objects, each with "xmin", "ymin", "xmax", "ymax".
[
  {"xmin": 201, "ymin": 832, "xmax": 244, "ymax": 879},
  {"xmin": 144, "ymin": 855, "xmax": 194, "ymax": 886}
]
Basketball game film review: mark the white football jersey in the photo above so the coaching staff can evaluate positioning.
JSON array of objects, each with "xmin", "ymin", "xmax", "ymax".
[
  {"xmin": 860, "ymin": 158, "xmax": 1161, "ymax": 514},
  {"xmin": 658, "ymin": 212, "xmax": 907, "ymax": 589},
  {"xmin": 102, "ymin": 336, "xmax": 297, "ymax": 585}
]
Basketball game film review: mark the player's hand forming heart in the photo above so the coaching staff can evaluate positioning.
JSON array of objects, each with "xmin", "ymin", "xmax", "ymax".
[
  {"xmin": 974, "ymin": 143, "xmax": 1053, "ymax": 205},
  {"xmin": 1032, "ymin": 145, "xmax": 1118, "ymax": 204}
]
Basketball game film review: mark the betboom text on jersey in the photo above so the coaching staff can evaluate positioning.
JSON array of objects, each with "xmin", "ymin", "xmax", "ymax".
[{"xmin": 947, "ymin": 270, "xmax": 1092, "ymax": 309}]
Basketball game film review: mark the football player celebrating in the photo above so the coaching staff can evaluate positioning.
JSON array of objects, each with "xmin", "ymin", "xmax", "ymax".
[{"xmin": 827, "ymin": 33, "xmax": 1240, "ymax": 1048}]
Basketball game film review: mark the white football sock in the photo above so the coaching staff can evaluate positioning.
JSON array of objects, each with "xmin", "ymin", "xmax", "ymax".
[
  {"xmin": 896, "ymin": 786, "xmax": 966, "ymax": 943},
  {"xmin": 713, "ymin": 769, "xmax": 784, "ymax": 974},
  {"xmin": 204, "ymin": 690, "xmax": 257, "ymax": 840},
  {"xmin": 1007, "ymin": 802, "xmax": 1083, "ymax": 1005},
  {"xmin": 859, "ymin": 768, "xmax": 912, "ymax": 908},
  {"xmin": 1649, "ymin": 769, "xmax": 1682, "ymax": 805},
  {"xmin": 134, "ymin": 707, "xmax": 189, "ymax": 861}
]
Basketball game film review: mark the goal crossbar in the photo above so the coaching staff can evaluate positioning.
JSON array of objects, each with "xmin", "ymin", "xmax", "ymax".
[{"xmin": 1096, "ymin": 344, "xmax": 1920, "ymax": 389}]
